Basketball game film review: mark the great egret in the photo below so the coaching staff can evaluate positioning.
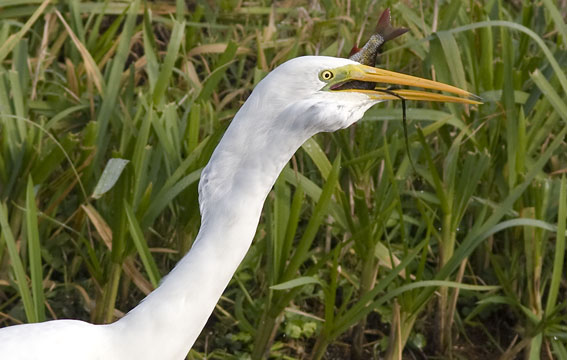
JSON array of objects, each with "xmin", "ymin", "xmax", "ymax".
[{"xmin": 0, "ymin": 56, "xmax": 478, "ymax": 359}]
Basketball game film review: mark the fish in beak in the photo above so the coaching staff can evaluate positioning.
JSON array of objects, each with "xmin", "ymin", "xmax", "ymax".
[
  {"xmin": 340, "ymin": 8, "xmax": 481, "ymax": 104},
  {"xmin": 349, "ymin": 8, "xmax": 409, "ymax": 67}
]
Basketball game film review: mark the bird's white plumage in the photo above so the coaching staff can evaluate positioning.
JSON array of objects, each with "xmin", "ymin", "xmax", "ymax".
[{"xmin": 0, "ymin": 56, "xmax": 379, "ymax": 359}]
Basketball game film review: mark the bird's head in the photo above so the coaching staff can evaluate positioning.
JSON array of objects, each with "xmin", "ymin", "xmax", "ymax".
[{"xmin": 250, "ymin": 56, "xmax": 479, "ymax": 134}]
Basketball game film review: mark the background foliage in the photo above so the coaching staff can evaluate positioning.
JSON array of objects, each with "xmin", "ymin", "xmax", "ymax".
[{"xmin": 1, "ymin": 0, "xmax": 566, "ymax": 359}]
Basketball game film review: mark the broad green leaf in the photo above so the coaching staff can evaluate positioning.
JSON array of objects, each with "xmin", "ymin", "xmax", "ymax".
[
  {"xmin": 271, "ymin": 276, "xmax": 322, "ymax": 291},
  {"xmin": 92, "ymin": 158, "xmax": 130, "ymax": 199}
]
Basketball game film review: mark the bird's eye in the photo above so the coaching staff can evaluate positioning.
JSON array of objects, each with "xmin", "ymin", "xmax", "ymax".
[{"xmin": 320, "ymin": 70, "xmax": 334, "ymax": 81}]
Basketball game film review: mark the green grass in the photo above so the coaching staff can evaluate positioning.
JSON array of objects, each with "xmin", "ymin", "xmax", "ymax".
[{"xmin": 1, "ymin": 0, "xmax": 566, "ymax": 359}]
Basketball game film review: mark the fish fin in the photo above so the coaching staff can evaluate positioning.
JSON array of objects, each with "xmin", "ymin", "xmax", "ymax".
[
  {"xmin": 375, "ymin": 8, "xmax": 409, "ymax": 42},
  {"xmin": 349, "ymin": 45, "xmax": 361, "ymax": 57}
]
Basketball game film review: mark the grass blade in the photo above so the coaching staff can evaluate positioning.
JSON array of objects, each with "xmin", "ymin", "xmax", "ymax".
[
  {"xmin": 125, "ymin": 201, "xmax": 160, "ymax": 288},
  {"xmin": 152, "ymin": 20, "xmax": 185, "ymax": 105},
  {"xmin": 25, "ymin": 176, "xmax": 45, "ymax": 322},
  {"xmin": 0, "ymin": 202, "xmax": 35, "ymax": 322},
  {"xmin": 281, "ymin": 156, "xmax": 341, "ymax": 282},
  {"xmin": 0, "ymin": 0, "xmax": 50, "ymax": 63},
  {"xmin": 545, "ymin": 176, "xmax": 566, "ymax": 314},
  {"xmin": 94, "ymin": 0, "xmax": 140, "ymax": 165}
]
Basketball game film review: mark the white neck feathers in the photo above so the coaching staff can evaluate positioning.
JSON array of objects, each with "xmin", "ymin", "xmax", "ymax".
[{"xmin": 111, "ymin": 91, "xmax": 311, "ymax": 359}]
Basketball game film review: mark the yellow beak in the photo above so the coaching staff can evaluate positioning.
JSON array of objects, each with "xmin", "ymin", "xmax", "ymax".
[{"xmin": 329, "ymin": 64, "xmax": 482, "ymax": 105}]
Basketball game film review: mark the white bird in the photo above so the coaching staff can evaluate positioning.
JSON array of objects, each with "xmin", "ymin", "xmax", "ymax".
[{"xmin": 0, "ymin": 56, "xmax": 477, "ymax": 359}]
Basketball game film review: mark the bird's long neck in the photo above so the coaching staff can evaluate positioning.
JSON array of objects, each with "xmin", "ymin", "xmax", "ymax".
[{"xmin": 111, "ymin": 100, "xmax": 310, "ymax": 359}]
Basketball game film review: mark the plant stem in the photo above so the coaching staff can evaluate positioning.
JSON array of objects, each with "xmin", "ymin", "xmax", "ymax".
[
  {"xmin": 438, "ymin": 210, "xmax": 455, "ymax": 354},
  {"xmin": 352, "ymin": 249, "xmax": 378, "ymax": 359},
  {"xmin": 310, "ymin": 335, "xmax": 331, "ymax": 360},
  {"xmin": 103, "ymin": 262, "xmax": 122, "ymax": 324},
  {"xmin": 385, "ymin": 311, "xmax": 416, "ymax": 360},
  {"xmin": 251, "ymin": 310, "xmax": 280, "ymax": 360}
]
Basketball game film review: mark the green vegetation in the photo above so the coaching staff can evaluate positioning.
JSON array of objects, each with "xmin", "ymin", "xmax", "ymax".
[{"xmin": 1, "ymin": 0, "xmax": 566, "ymax": 358}]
